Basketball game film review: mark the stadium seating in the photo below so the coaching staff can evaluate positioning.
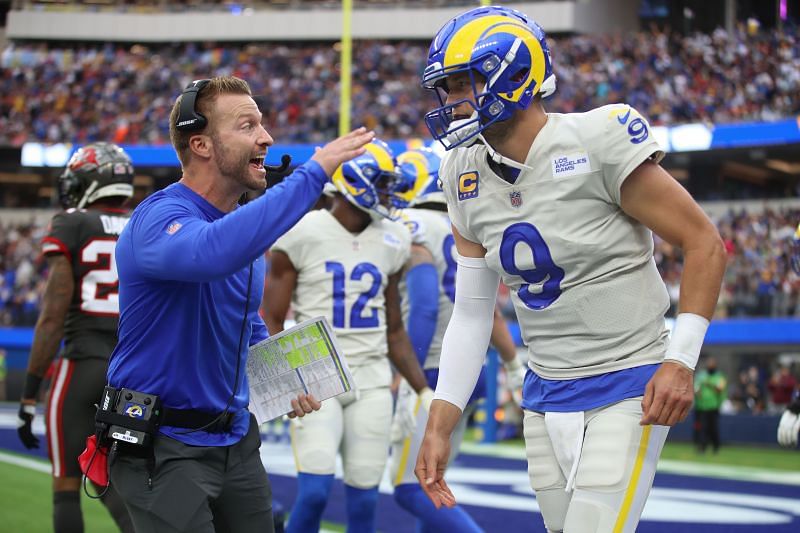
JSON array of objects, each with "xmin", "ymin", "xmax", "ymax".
[{"xmin": 1, "ymin": 25, "xmax": 798, "ymax": 146}]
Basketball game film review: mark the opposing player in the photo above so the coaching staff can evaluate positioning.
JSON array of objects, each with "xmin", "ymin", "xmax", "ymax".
[
  {"xmin": 17, "ymin": 143, "xmax": 134, "ymax": 533},
  {"xmin": 263, "ymin": 139, "xmax": 432, "ymax": 533},
  {"xmin": 777, "ymin": 222, "xmax": 800, "ymax": 448},
  {"xmin": 414, "ymin": 7, "xmax": 727, "ymax": 533},
  {"xmin": 389, "ymin": 147, "xmax": 524, "ymax": 532}
]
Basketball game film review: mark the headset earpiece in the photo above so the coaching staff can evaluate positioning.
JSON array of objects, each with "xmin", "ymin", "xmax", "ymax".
[{"xmin": 175, "ymin": 79, "xmax": 211, "ymax": 132}]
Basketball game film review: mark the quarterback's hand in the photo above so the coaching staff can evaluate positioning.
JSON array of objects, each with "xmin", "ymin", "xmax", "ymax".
[
  {"xmin": 311, "ymin": 127, "xmax": 375, "ymax": 177},
  {"xmin": 414, "ymin": 427, "xmax": 456, "ymax": 509},
  {"xmin": 503, "ymin": 357, "xmax": 526, "ymax": 406},
  {"xmin": 777, "ymin": 406, "xmax": 800, "ymax": 448},
  {"xmin": 17, "ymin": 401, "xmax": 39, "ymax": 449},
  {"xmin": 640, "ymin": 361, "xmax": 694, "ymax": 426},
  {"xmin": 288, "ymin": 393, "xmax": 321, "ymax": 419}
]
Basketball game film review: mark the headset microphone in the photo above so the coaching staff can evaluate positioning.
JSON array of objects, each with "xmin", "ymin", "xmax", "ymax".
[{"xmin": 265, "ymin": 154, "xmax": 292, "ymax": 173}]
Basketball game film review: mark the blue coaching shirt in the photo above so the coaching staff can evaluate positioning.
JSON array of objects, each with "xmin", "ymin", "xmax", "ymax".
[{"xmin": 107, "ymin": 161, "xmax": 328, "ymax": 446}]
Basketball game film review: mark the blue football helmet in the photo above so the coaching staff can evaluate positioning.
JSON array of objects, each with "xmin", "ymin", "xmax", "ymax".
[
  {"xmin": 792, "ymin": 223, "xmax": 800, "ymax": 275},
  {"xmin": 331, "ymin": 139, "xmax": 401, "ymax": 220},
  {"xmin": 394, "ymin": 147, "xmax": 445, "ymax": 208},
  {"xmin": 422, "ymin": 5, "xmax": 556, "ymax": 150}
]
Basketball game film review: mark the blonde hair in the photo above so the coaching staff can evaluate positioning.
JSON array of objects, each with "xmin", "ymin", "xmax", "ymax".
[{"xmin": 169, "ymin": 76, "xmax": 252, "ymax": 166}]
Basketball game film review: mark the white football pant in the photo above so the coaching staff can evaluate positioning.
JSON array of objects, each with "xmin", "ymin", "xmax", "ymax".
[{"xmin": 524, "ymin": 397, "xmax": 669, "ymax": 533}]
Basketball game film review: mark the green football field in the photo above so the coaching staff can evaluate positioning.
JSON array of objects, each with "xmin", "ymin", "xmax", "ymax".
[
  {"xmin": 0, "ymin": 452, "xmax": 347, "ymax": 533},
  {"xmin": 1, "ymin": 441, "xmax": 798, "ymax": 533}
]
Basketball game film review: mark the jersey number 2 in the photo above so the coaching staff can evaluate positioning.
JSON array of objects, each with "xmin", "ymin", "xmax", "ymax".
[
  {"xmin": 499, "ymin": 223, "xmax": 564, "ymax": 310},
  {"xmin": 325, "ymin": 261, "xmax": 382, "ymax": 328},
  {"xmin": 80, "ymin": 238, "xmax": 119, "ymax": 316}
]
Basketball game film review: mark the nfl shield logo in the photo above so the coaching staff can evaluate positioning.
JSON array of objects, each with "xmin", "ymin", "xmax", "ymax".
[{"xmin": 509, "ymin": 191, "xmax": 522, "ymax": 208}]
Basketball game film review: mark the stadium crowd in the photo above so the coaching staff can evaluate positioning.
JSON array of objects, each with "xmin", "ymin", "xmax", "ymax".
[
  {"xmin": 654, "ymin": 206, "xmax": 800, "ymax": 319},
  {"xmin": 1, "ymin": 24, "xmax": 799, "ymax": 146}
]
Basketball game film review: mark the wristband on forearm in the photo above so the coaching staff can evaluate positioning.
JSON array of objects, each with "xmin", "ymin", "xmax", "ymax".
[
  {"xmin": 21, "ymin": 373, "xmax": 44, "ymax": 400},
  {"xmin": 664, "ymin": 313, "xmax": 710, "ymax": 371}
]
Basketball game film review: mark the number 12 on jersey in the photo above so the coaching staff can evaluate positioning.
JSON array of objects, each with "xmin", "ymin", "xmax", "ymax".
[{"xmin": 325, "ymin": 261, "xmax": 382, "ymax": 328}]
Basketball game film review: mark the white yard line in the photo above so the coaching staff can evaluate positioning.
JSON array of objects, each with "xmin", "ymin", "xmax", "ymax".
[{"xmin": 0, "ymin": 450, "xmax": 51, "ymax": 474}]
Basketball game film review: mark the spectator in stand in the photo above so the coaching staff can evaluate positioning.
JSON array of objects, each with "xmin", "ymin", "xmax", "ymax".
[{"xmin": 768, "ymin": 364, "xmax": 799, "ymax": 414}]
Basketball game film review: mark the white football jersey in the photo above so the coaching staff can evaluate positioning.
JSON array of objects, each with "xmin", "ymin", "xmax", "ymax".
[
  {"xmin": 398, "ymin": 207, "xmax": 456, "ymax": 369},
  {"xmin": 441, "ymin": 104, "xmax": 670, "ymax": 379},
  {"xmin": 272, "ymin": 209, "xmax": 411, "ymax": 387}
]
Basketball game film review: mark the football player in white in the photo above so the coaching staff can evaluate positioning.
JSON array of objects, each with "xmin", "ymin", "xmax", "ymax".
[
  {"xmin": 264, "ymin": 139, "xmax": 431, "ymax": 533},
  {"xmin": 414, "ymin": 6, "xmax": 727, "ymax": 533},
  {"xmin": 389, "ymin": 147, "xmax": 524, "ymax": 532}
]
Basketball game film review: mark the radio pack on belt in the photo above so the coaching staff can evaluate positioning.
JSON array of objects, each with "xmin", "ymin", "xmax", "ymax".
[{"xmin": 96, "ymin": 386, "xmax": 162, "ymax": 447}]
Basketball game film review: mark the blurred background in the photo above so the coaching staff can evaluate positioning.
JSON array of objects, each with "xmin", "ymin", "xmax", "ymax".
[{"xmin": 0, "ymin": 1, "xmax": 798, "ymax": 531}]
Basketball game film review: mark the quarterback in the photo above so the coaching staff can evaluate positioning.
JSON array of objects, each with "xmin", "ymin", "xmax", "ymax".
[
  {"xmin": 264, "ymin": 140, "xmax": 431, "ymax": 533},
  {"xmin": 414, "ymin": 6, "xmax": 727, "ymax": 533}
]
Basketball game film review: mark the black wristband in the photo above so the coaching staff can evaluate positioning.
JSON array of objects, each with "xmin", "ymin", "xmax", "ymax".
[{"xmin": 22, "ymin": 373, "xmax": 44, "ymax": 400}]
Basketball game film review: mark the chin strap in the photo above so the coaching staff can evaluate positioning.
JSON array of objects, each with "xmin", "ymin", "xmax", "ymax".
[{"xmin": 479, "ymin": 133, "xmax": 535, "ymax": 172}]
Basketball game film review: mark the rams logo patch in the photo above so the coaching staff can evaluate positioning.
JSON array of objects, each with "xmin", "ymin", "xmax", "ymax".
[
  {"xmin": 457, "ymin": 171, "xmax": 479, "ymax": 201},
  {"xmin": 124, "ymin": 402, "xmax": 146, "ymax": 418}
]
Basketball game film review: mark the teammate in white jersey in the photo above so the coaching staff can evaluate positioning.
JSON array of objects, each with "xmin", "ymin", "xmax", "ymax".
[
  {"xmin": 264, "ymin": 139, "xmax": 431, "ymax": 533},
  {"xmin": 414, "ymin": 7, "xmax": 727, "ymax": 533},
  {"xmin": 389, "ymin": 147, "xmax": 524, "ymax": 532}
]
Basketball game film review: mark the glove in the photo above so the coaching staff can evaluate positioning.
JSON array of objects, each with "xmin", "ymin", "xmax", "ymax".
[
  {"xmin": 777, "ymin": 402, "xmax": 800, "ymax": 448},
  {"xmin": 17, "ymin": 403, "xmax": 39, "ymax": 449},
  {"xmin": 419, "ymin": 387, "xmax": 434, "ymax": 412},
  {"xmin": 503, "ymin": 356, "xmax": 526, "ymax": 406},
  {"xmin": 390, "ymin": 383, "xmax": 433, "ymax": 444}
]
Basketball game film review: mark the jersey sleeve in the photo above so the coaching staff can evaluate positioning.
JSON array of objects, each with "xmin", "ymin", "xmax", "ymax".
[
  {"xmin": 129, "ymin": 161, "xmax": 327, "ymax": 282},
  {"xmin": 592, "ymin": 104, "xmax": 665, "ymax": 205},
  {"xmin": 440, "ymin": 150, "xmax": 480, "ymax": 243},
  {"xmin": 41, "ymin": 211, "xmax": 81, "ymax": 262}
]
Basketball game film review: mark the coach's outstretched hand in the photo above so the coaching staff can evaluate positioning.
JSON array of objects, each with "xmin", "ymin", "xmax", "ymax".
[
  {"xmin": 640, "ymin": 361, "xmax": 694, "ymax": 426},
  {"xmin": 311, "ymin": 127, "xmax": 375, "ymax": 177}
]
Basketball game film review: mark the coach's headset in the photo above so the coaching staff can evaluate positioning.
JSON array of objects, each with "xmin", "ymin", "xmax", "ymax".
[{"xmin": 175, "ymin": 79, "xmax": 292, "ymax": 173}]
